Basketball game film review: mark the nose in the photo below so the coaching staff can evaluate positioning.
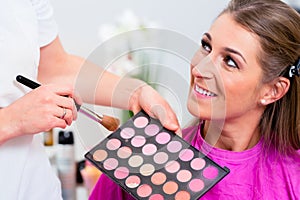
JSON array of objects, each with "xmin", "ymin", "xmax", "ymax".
[{"xmin": 191, "ymin": 55, "xmax": 216, "ymax": 79}]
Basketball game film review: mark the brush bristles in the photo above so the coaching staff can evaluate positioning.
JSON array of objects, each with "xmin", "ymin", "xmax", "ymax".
[{"xmin": 101, "ymin": 115, "xmax": 120, "ymax": 131}]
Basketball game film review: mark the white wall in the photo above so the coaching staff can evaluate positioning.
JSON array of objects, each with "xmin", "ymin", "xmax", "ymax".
[{"xmin": 51, "ymin": 0, "xmax": 229, "ymax": 57}]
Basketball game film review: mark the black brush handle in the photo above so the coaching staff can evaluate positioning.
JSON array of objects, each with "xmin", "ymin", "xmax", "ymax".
[
  {"xmin": 16, "ymin": 75, "xmax": 41, "ymax": 89},
  {"xmin": 16, "ymin": 75, "xmax": 81, "ymax": 110}
]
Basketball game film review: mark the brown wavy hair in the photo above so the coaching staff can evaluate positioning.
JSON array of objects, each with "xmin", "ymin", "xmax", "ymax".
[{"xmin": 221, "ymin": 0, "xmax": 300, "ymax": 155}]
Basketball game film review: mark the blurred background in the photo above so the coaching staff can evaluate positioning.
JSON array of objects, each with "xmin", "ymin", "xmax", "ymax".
[{"xmin": 46, "ymin": 0, "xmax": 299, "ymax": 199}]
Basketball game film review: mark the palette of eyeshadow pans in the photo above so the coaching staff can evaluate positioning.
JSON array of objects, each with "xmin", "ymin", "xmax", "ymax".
[{"xmin": 85, "ymin": 110, "xmax": 230, "ymax": 200}]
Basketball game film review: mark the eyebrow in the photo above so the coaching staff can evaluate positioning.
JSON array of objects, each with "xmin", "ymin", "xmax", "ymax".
[
  {"xmin": 224, "ymin": 47, "xmax": 247, "ymax": 64},
  {"xmin": 203, "ymin": 33, "xmax": 212, "ymax": 41},
  {"xmin": 203, "ymin": 32, "xmax": 247, "ymax": 64}
]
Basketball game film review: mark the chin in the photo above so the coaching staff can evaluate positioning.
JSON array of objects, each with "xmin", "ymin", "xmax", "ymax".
[
  {"xmin": 187, "ymin": 95, "xmax": 219, "ymax": 120},
  {"xmin": 187, "ymin": 98, "xmax": 201, "ymax": 118}
]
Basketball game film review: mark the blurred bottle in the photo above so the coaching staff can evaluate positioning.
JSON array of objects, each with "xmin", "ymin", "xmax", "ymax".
[
  {"xmin": 43, "ymin": 129, "xmax": 54, "ymax": 146},
  {"xmin": 56, "ymin": 131, "xmax": 76, "ymax": 200},
  {"xmin": 80, "ymin": 160, "xmax": 102, "ymax": 195},
  {"xmin": 43, "ymin": 129, "xmax": 58, "ymax": 176}
]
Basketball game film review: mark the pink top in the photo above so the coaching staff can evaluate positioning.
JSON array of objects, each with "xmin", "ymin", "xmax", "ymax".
[{"xmin": 89, "ymin": 125, "xmax": 300, "ymax": 200}]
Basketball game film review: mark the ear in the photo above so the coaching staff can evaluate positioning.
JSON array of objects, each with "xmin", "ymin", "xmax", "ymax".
[{"xmin": 260, "ymin": 77, "xmax": 290, "ymax": 105}]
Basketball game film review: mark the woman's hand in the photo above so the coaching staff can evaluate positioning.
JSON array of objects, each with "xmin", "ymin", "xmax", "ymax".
[
  {"xmin": 0, "ymin": 84, "xmax": 79, "ymax": 144},
  {"xmin": 129, "ymin": 83, "xmax": 181, "ymax": 134}
]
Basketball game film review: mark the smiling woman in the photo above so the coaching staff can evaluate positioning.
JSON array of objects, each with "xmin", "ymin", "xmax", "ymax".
[{"xmin": 185, "ymin": 0, "xmax": 300, "ymax": 199}]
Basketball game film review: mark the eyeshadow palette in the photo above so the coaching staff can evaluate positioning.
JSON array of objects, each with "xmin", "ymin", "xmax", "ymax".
[{"xmin": 85, "ymin": 110, "xmax": 230, "ymax": 200}]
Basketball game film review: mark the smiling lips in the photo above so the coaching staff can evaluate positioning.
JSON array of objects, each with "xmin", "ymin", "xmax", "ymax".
[{"xmin": 194, "ymin": 85, "xmax": 217, "ymax": 97}]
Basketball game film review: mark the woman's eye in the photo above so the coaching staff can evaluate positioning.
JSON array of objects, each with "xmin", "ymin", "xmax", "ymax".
[
  {"xmin": 224, "ymin": 55, "xmax": 239, "ymax": 69},
  {"xmin": 201, "ymin": 39, "xmax": 211, "ymax": 52}
]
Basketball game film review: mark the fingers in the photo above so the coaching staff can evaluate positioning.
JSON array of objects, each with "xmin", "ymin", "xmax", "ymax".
[
  {"xmin": 135, "ymin": 85, "xmax": 180, "ymax": 133},
  {"xmin": 48, "ymin": 84, "xmax": 79, "ymax": 121},
  {"xmin": 131, "ymin": 103, "xmax": 181, "ymax": 136},
  {"xmin": 148, "ymin": 104, "xmax": 180, "ymax": 132},
  {"xmin": 130, "ymin": 104, "xmax": 142, "ymax": 115},
  {"xmin": 39, "ymin": 84, "xmax": 78, "ymax": 126},
  {"xmin": 5, "ymin": 83, "xmax": 81, "ymax": 138},
  {"xmin": 131, "ymin": 101, "xmax": 180, "ymax": 131},
  {"xmin": 55, "ymin": 96, "xmax": 78, "ymax": 121},
  {"xmin": 60, "ymin": 107, "xmax": 67, "ymax": 119},
  {"xmin": 59, "ymin": 107, "xmax": 72, "ymax": 125}
]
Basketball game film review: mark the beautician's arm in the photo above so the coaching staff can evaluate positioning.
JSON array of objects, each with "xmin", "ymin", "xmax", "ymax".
[{"xmin": 38, "ymin": 36, "xmax": 180, "ymax": 131}]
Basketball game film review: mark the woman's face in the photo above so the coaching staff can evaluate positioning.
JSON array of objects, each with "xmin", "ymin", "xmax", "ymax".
[{"xmin": 187, "ymin": 13, "xmax": 265, "ymax": 121}]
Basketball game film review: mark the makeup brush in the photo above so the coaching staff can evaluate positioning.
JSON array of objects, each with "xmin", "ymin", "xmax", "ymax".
[{"xmin": 16, "ymin": 75, "xmax": 120, "ymax": 131}]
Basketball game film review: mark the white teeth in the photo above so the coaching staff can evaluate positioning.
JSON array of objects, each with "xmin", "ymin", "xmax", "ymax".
[{"xmin": 195, "ymin": 85, "xmax": 216, "ymax": 97}]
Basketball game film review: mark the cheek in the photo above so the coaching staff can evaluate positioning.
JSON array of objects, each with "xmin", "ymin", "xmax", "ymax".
[{"xmin": 223, "ymin": 80, "xmax": 259, "ymax": 112}]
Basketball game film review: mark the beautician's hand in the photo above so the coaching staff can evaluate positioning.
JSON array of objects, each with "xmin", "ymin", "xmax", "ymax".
[
  {"xmin": 129, "ymin": 84, "xmax": 181, "ymax": 134},
  {"xmin": 0, "ymin": 84, "xmax": 80, "ymax": 143}
]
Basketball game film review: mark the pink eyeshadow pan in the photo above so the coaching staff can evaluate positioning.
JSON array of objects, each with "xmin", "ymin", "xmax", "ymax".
[
  {"xmin": 167, "ymin": 141, "xmax": 182, "ymax": 153},
  {"xmin": 155, "ymin": 132, "xmax": 171, "ymax": 144},
  {"xmin": 176, "ymin": 170, "xmax": 192, "ymax": 182},
  {"xmin": 190, "ymin": 158, "xmax": 206, "ymax": 170},
  {"xmin": 142, "ymin": 144, "xmax": 157, "ymax": 156},
  {"xmin": 114, "ymin": 167, "xmax": 129, "ymax": 179},
  {"xmin": 134, "ymin": 116, "xmax": 149, "ymax": 128},
  {"xmin": 137, "ymin": 184, "xmax": 152, "ymax": 198},
  {"xmin": 144, "ymin": 124, "xmax": 160, "ymax": 136},
  {"xmin": 103, "ymin": 158, "xmax": 118, "ymax": 170},
  {"xmin": 149, "ymin": 194, "xmax": 164, "ymax": 200},
  {"xmin": 203, "ymin": 166, "xmax": 219, "ymax": 180},
  {"xmin": 179, "ymin": 149, "xmax": 194, "ymax": 161},
  {"xmin": 131, "ymin": 135, "xmax": 146, "ymax": 147},
  {"xmin": 165, "ymin": 160, "xmax": 180, "ymax": 173},
  {"xmin": 106, "ymin": 138, "xmax": 121, "ymax": 150},
  {"xmin": 188, "ymin": 179, "xmax": 204, "ymax": 192},
  {"xmin": 120, "ymin": 127, "xmax": 135, "ymax": 139}
]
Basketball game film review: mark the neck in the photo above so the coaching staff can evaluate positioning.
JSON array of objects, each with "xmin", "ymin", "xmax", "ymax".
[{"xmin": 202, "ymin": 118, "xmax": 261, "ymax": 152}]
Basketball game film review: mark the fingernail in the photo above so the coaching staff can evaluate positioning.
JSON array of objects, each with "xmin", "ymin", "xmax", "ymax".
[{"xmin": 169, "ymin": 123, "xmax": 179, "ymax": 131}]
